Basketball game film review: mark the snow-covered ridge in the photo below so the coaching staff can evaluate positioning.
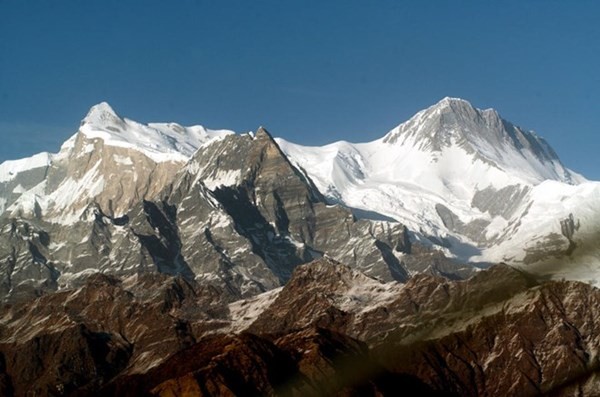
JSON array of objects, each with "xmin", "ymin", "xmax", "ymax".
[
  {"xmin": 0, "ymin": 152, "xmax": 51, "ymax": 183},
  {"xmin": 277, "ymin": 97, "xmax": 586, "ymax": 212},
  {"xmin": 0, "ymin": 102, "xmax": 236, "ymax": 220},
  {"xmin": 0, "ymin": 97, "xmax": 599, "ymax": 285},
  {"xmin": 276, "ymin": 97, "xmax": 600, "ymax": 276},
  {"xmin": 79, "ymin": 102, "xmax": 235, "ymax": 163},
  {"xmin": 382, "ymin": 97, "xmax": 580, "ymax": 184}
]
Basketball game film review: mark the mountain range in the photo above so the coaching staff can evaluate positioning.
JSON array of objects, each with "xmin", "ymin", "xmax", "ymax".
[
  {"xmin": 1, "ymin": 98, "xmax": 599, "ymax": 396},
  {"xmin": 1, "ymin": 97, "xmax": 598, "ymax": 299}
]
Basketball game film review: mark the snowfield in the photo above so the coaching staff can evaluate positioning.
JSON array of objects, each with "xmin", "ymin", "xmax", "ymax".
[
  {"xmin": 277, "ymin": 98, "xmax": 600, "ymax": 282},
  {"xmin": 80, "ymin": 102, "xmax": 235, "ymax": 163}
]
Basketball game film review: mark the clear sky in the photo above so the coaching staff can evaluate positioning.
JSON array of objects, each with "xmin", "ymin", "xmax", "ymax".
[{"xmin": 1, "ymin": 1, "xmax": 599, "ymax": 179}]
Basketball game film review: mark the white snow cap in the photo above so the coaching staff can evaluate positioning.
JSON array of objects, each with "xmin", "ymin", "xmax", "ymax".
[
  {"xmin": 438, "ymin": 96, "xmax": 471, "ymax": 105},
  {"xmin": 79, "ymin": 102, "xmax": 235, "ymax": 163},
  {"xmin": 381, "ymin": 96, "xmax": 578, "ymax": 184},
  {"xmin": 276, "ymin": 96, "xmax": 593, "ymax": 266},
  {"xmin": 81, "ymin": 101, "xmax": 123, "ymax": 127}
]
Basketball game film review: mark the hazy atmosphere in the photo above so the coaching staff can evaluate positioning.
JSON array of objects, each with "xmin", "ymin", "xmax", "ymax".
[{"xmin": 1, "ymin": 0, "xmax": 598, "ymax": 178}]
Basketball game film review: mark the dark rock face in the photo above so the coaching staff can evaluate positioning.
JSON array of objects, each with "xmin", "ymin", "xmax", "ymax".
[
  {"xmin": 84, "ymin": 328, "xmax": 452, "ymax": 397},
  {"xmin": 166, "ymin": 128, "xmax": 417, "ymax": 288},
  {"xmin": 249, "ymin": 259, "xmax": 531, "ymax": 340},
  {"xmin": 251, "ymin": 260, "xmax": 600, "ymax": 396},
  {"xmin": 383, "ymin": 280, "xmax": 600, "ymax": 396},
  {"xmin": 1, "ymin": 324, "xmax": 131, "ymax": 396},
  {"xmin": 0, "ymin": 219, "xmax": 58, "ymax": 300},
  {"xmin": 2, "ymin": 260, "xmax": 600, "ymax": 396},
  {"xmin": 0, "ymin": 273, "xmax": 229, "ymax": 396}
]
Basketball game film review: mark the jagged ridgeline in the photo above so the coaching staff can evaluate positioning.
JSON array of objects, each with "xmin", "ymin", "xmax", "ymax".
[
  {"xmin": 2, "ymin": 99, "xmax": 600, "ymax": 396},
  {"xmin": 3, "ymin": 259, "xmax": 600, "ymax": 396},
  {"xmin": 1, "ymin": 102, "xmax": 478, "ymax": 303},
  {"xmin": 2, "ymin": 99, "xmax": 600, "ymax": 304}
]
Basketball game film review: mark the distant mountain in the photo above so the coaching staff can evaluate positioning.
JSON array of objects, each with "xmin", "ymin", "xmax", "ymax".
[
  {"xmin": 0, "ymin": 98, "xmax": 598, "ymax": 299},
  {"xmin": 1, "ymin": 99, "xmax": 600, "ymax": 396},
  {"xmin": 0, "ymin": 103, "xmax": 479, "ymax": 303},
  {"xmin": 277, "ymin": 97, "xmax": 600, "ymax": 284}
]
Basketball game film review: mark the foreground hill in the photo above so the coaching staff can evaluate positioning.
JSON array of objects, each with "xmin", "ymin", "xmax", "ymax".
[{"xmin": 1, "ymin": 260, "xmax": 600, "ymax": 396}]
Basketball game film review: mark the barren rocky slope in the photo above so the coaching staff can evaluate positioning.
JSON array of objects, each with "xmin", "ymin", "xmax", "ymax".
[{"xmin": 1, "ymin": 260, "xmax": 600, "ymax": 396}]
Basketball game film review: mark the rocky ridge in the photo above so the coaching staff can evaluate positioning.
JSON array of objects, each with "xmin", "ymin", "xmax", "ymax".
[
  {"xmin": 1, "ymin": 259, "xmax": 600, "ymax": 396},
  {"xmin": 0, "ymin": 106, "xmax": 474, "ymax": 304}
]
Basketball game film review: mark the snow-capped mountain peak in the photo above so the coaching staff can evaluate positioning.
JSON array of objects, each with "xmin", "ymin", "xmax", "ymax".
[
  {"xmin": 381, "ymin": 97, "xmax": 576, "ymax": 185},
  {"xmin": 278, "ymin": 98, "xmax": 579, "ymax": 213},
  {"xmin": 433, "ymin": 96, "xmax": 477, "ymax": 113},
  {"xmin": 0, "ymin": 103, "xmax": 237, "ymax": 221},
  {"xmin": 78, "ymin": 102, "xmax": 234, "ymax": 163},
  {"xmin": 81, "ymin": 101, "xmax": 123, "ymax": 129},
  {"xmin": 277, "ymin": 98, "xmax": 599, "ymax": 276},
  {"xmin": 0, "ymin": 97, "xmax": 599, "ymax": 306}
]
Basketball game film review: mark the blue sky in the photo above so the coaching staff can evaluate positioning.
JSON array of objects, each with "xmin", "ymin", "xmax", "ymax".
[{"xmin": 1, "ymin": 1, "xmax": 599, "ymax": 179}]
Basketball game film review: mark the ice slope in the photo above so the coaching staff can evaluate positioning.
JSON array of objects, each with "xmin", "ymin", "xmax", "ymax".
[
  {"xmin": 276, "ymin": 97, "xmax": 600, "ymax": 277},
  {"xmin": 80, "ymin": 102, "xmax": 235, "ymax": 162},
  {"xmin": 484, "ymin": 180, "xmax": 600, "ymax": 283},
  {"xmin": 0, "ymin": 152, "xmax": 51, "ymax": 183}
]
